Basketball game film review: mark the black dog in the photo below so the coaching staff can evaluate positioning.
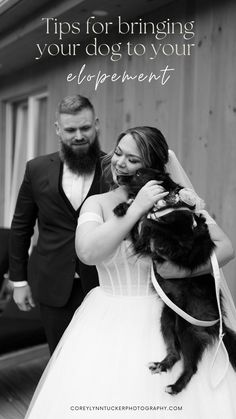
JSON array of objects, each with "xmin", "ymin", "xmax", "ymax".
[{"xmin": 113, "ymin": 168, "xmax": 236, "ymax": 395}]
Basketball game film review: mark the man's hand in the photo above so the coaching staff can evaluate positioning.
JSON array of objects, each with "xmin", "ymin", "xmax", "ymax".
[
  {"xmin": 155, "ymin": 260, "xmax": 191, "ymax": 279},
  {"xmin": 13, "ymin": 284, "xmax": 36, "ymax": 311}
]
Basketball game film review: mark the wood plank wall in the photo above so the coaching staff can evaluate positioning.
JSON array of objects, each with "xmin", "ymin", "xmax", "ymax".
[{"xmin": 0, "ymin": 0, "xmax": 236, "ymax": 297}]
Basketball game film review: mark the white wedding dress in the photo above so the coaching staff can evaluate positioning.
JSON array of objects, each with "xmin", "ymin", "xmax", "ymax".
[{"xmin": 26, "ymin": 213, "xmax": 236, "ymax": 419}]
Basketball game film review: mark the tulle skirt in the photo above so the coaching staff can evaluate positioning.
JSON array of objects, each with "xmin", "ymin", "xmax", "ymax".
[{"xmin": 26, "ymin": 287, "xmax": 236, "ymax": 418}]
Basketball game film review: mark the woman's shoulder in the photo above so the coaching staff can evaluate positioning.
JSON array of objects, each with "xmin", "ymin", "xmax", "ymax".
[
  {"xmin": 81, "ymin": 191, "xmax": 114, "ymax": 214},
  {"xmin": 84, "ymin": 191, "xmax": 113, "ymax": 205}
]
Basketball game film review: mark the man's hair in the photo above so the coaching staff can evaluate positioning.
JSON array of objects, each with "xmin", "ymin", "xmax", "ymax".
[{"xmin": 57, "ymin": 95, "xmax": 95, "ymax": 116}]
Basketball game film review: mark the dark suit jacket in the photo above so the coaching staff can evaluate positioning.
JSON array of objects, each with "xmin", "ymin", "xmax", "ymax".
[{"xmin": 9, "ymin": 152, "xmax": 108, "ymax": 307}]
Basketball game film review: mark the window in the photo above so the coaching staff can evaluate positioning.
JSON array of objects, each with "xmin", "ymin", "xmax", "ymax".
[{"xmin": 4, "ymin": 91, "xmax": 48, "ymax": 226}]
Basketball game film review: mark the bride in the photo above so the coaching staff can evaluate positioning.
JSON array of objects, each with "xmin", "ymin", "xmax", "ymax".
[{"xmin": 26, "ymin": 126, "xmax": 236, "ymax": 418}]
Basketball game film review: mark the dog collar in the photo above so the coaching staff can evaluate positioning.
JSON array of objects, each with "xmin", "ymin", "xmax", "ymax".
[{"xmin": 147, "ymin": 206, "xmax": 193, "ymax": 221}]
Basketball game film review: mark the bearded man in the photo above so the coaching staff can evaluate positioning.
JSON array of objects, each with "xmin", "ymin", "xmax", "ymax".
[{"xmin": 9, "ymin": 95, "xmax": 108, "ymax": 353}]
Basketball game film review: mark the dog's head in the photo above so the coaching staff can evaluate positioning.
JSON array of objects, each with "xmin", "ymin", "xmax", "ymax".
[
  {"xmin": 117, "ymin": 168, "xmax": 180, "ymax": 197},
  {"xmin": 142, "ymin": 209, "xmax": 215, "ymax": 270},
  {"xmin": 123, "ymin": 170, "xmax": 212, "ymax": 270},
  {"xmin": 143, "ymin": 183, "xmax": 210, "ymax": 268},
  {"xmin": 117, "ymin": 168, "xmax": 196, "ymax": 213}
]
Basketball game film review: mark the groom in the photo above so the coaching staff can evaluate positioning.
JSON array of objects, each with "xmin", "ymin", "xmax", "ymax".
[{"xmin": 9, "ymin": 94, "xmax": 107, "ymax": 353}]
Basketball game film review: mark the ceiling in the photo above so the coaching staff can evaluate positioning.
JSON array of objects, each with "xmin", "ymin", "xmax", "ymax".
[{"xmin": 0, "ymin": 0, "xmax": 175, "ymax": 77}]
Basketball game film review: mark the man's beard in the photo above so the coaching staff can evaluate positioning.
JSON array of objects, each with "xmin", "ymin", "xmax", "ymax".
[{"xmin": 60, "ymin": 135, "xmax": 101, "ymax": 175}]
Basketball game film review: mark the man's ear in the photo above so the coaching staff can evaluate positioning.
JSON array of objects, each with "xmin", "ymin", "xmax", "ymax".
[
  {"xmin": 54, "ymin": 121, "xmax": 60, "ymax": 136},
  {"xmin": 94, "ymin": 117, "xmax": 100, "ymax": 133}
]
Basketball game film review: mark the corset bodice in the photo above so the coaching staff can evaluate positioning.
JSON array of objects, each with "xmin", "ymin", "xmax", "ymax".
[
  {"xmin": 77, "ymin": 212, "xmax": 155, "ymax": 296},
  {"xmin": 96, "ymin": 240, "xmax": 155, "ymax": 296}
]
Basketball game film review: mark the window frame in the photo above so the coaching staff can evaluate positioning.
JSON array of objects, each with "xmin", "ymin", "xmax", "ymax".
[{"xmin": 4, "ymin": 91, "xmax": 48, "ymax": 226}]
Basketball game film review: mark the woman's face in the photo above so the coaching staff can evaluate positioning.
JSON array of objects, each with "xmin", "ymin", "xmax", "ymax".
[{"xmin": 111, "ymin": 133, "xmax": 144, "ymax": 184}]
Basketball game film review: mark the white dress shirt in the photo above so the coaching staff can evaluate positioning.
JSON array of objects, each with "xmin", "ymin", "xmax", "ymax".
[{"xmin": 62, "ymin": 163, "xmax": 94, "ymax": 210}]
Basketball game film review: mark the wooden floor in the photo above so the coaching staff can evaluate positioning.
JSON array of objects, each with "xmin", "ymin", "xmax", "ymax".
[{"xmin": 0, "ymin": 345, "xmax": 49, "ymax": 419}]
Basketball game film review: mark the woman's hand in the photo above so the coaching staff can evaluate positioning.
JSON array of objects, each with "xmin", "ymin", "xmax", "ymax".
[
  {"xmin": 76, "ymin": 184, "xmax": 168, "ymax": 265},
  {"xmin": 129, "ymin": 181, "xmax": 169, "ymax": 218}
]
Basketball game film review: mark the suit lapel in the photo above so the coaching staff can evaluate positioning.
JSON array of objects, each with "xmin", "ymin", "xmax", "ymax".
[
  {"xmin": 48, "ymin": 153, "xmax": 77, "ymax": 217},
  {"xmin": 48, "ymin": 152, "xmax": 61, "ymax": 192},
  {"xmin": 78, "ymin": 156, "xmax": 104, "ymax": 213},
  {"xmin": 48, "ymin": 152, "xmax": 105, "ymax": 216}
]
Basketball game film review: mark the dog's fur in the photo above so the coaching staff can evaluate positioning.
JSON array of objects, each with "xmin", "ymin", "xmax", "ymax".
[{"xmin": 113, "ymin": 168, "xmax": 236, "ymax": 395}]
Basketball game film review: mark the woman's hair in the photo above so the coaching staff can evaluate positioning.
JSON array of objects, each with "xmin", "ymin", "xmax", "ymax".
[{"xmin": 102, "ymin": 126, "xmax": 169, "ymax": 187}]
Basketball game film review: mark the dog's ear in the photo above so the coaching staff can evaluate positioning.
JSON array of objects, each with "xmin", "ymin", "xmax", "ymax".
[
  {"xmin": 162, "ymin": 176, "xmax": 181, "ymax": 192},
  {"xmin": 113, "ymin": 202, "xmax": 130, "ymax": 216}
]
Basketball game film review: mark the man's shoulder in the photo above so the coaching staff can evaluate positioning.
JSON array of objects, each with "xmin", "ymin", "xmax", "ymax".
[
  {"xmin": 97, "ymin": 150, "xmax": 106, "ymax": 166},
  {"xmin": 27, "ymin": 152, "xmax": 59, "ymax": 168}
]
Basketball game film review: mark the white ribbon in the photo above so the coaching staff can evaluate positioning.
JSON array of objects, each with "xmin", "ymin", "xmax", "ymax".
[
  {"xmin": 209, "ymin": 252, "xmax": 229, "ymax": 388},
  {"xmin": 150, "ymin": 259, "xmax": 219, "ymax": 327}
]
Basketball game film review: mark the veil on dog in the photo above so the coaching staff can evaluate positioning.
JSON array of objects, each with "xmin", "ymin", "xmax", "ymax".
[{"xmin": 166, "ymin": 149, "xmax": 236, "ymax": 332}]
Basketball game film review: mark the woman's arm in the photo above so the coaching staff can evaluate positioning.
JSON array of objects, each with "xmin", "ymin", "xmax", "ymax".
[
  {"xmin": 155, "ymin": 222, "xmax": 235, "ymax": 279},
  {"xmin": 76, "ymin": 182, "xmax": 168, "ymax": 265}
]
